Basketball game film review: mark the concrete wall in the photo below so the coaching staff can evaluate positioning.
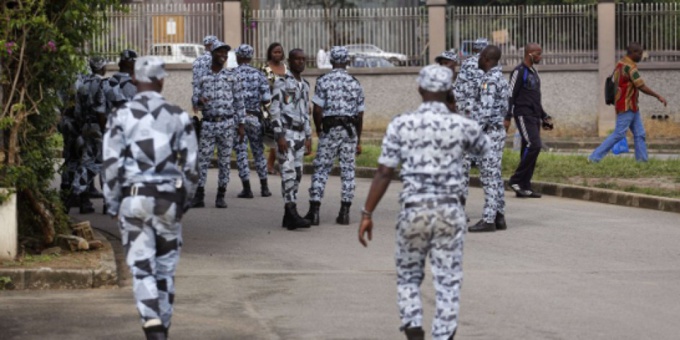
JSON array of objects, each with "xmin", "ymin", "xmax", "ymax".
[{"xmin": 144, "ymin": 64, "xmax": 680, "ymax": 137}]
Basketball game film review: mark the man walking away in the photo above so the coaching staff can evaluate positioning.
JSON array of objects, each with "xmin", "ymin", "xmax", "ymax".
[
  {"xmin": 468, "ymin": 45, "xmax": 509, "ymax": 233},
  {"xmin": 103, "ymin": 49, "xmax": 138, "ymax": 114},
  {"xmin": 102, "ymin": 56, "xmax": 199, "ymax": 340},
  {"xmin": 358, "ymin": 65, "xmax": 489, "ymax": 340},
  {"xmin": 588, "ymin": 42, "xmax": 667, "ymax": 163},
  {"xmin": 304, "ymin": 46, "xmax": 365, "ymax": 226},
  {"xmin": 270, "ymin": 49, "xmax": 313, "ymax": 230},
  {"xmin": 506, "ymin": 43, "xmax": 554, "ymax": 198}
]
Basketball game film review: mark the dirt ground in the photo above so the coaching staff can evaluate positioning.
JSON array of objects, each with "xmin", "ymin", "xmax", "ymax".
[{"xmin": 0, "ymin": 243, "xmax": 110, "ymax": 270}]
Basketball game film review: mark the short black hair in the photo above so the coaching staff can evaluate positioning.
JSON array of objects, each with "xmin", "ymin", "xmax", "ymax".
[
  {"xmin": 267, "ymin": 42, "xmax": 284, "ymax": 61},
  {"xmin": 482, "ymin": 45, "xmax": 502, "ymax": 62},
  {"xmin": 288, "ymin": 48, "xmax": 304, "ymax": 59}
]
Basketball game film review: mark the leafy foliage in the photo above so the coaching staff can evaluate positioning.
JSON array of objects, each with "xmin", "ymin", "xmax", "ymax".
[{"xmin": 0, "ymin": 0, "xmax": 122, "ymax": 245}]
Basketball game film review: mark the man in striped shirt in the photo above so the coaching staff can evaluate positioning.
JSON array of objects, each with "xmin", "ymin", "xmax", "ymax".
[{"xmin": 588, "ymin": 42, "xmax": 667, "ymax": 163}]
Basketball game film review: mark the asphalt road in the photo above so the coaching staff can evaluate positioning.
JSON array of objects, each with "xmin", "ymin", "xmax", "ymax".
[{"xmin": 2, "ymin": 169, "xmax": 680, "ymax": 340}]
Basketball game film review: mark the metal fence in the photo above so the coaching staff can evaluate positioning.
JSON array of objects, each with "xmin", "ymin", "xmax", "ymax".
[
  {"xmin": 616, "ymin": 2, "xmax": 680, "ymax": 62},
  {"xmin": 94, "ymin": 3, "xmax": 222, "ymax": 60},
  {"xmin": 446, "ymin": 5, "xmax": 598, "ymax": 66},
  {"xmin": 243, "ymin": 7, "xmax": 428, "ymax": 67}
]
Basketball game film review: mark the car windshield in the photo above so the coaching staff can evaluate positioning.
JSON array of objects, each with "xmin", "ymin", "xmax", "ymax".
[
  {"xmin": 180, "ymin": 46, "xmax": 197, "ymax": 58},
  {"xmin": 152, "ymin": 45, "xmax": 171, "ymax": 56}
]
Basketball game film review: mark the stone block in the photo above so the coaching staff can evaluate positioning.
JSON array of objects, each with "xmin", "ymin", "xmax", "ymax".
[{"xmin": 24, "ymin": 268, "xmax": 93, "ymax": 289}]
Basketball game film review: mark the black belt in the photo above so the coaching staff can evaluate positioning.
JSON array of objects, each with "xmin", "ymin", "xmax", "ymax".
[
  {"xmin": 322, "ymin": 116, "xmax": 356, "ymax": 137},
  {"xmin": 404, "ymin": 197, "xmax": 460, "ymax": 209},
  {"xmin": 202, "ymin": 116, "xmax": 233, "ymax": 123},
  {"xmin": 246, "ymin": 111, "xmax": 262, "ymax": 116},
  {"xmin": 286, "ymin": 124, "xmax": 305, "ymax": 132},
  {"xmin": 122, "ymin": 185, "xmax": 183, "ymax": 204}
]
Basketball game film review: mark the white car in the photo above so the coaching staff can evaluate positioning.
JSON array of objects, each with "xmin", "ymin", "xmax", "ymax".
[
  {"xmin": 150, "ymin": 43, "xmax": 238, "ymax": 68},
  {"xmin": 345, "ymin": 44, "xmax": 408, "ymax": 66}
]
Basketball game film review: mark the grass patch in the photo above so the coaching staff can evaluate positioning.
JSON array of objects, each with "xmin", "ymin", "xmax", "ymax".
[{"xmin": 1, "ymin": 253, "xmax": 61, "ymax": 268}]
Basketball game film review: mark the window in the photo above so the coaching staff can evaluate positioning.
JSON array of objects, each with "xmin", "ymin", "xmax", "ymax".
[
  {"xmin": 180, "ymin": 46, "xmax": 197, "ymax": 58},
  {"xmin": 152, "ymin": 45, "xmax": 171, "ymax": 56}
]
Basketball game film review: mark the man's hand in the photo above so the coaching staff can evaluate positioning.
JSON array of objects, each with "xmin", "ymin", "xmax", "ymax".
[
  {"xmin": 658, "ymin": 95, "xmax": 668, "ymax": 107},
  {"xmin": 358, "ymin": 217, "xmax": 373, "ymax": 247},
  {"xmin": 192, "ymin": 106, "xmax": 199, "ymax": 114},
  {"xmin": 356, "ymin": 143, "xmax": 362, "ymax": 155},
  {"xmin": 199, "ymin": 97, "xmax": 209, "ymax": 105},
  {"xmin": 277, "ymin": 136, "xmax": 288, "ymax": 154},
  {"xmin": 238, "ymin": 124, "xmax": 245, "ymax": 143},
  {"xmin": 542, "ymin": 117, "xmax": 554, "ymax": 131},
  {"xmin": 503, "ymin": 118, "xmax": 511, "ymax": 132},
  {"xmin": 304, "ymin": 138, "xmax": 312, "ymax": 156}
]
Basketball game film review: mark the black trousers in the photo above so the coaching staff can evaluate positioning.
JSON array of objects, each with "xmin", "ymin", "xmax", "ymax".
[{"xmin": 510, "ymin": 115, "xmax": 542, "ymax": 190}]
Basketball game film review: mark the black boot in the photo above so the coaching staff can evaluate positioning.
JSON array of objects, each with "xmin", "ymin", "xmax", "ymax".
[
  {"xmin": 216, "ymin": 186, "xmax": 227, "ymax": 208},
  {"xmin": 468, "ymin": 219, "xmax": 496, "ymax": 232},
  {"xmin": 260, "ymin": 179, "xmax": 272, "ymax": 197},
  {"xmin": 283, "ymin": 203, "xmax": 311, "ymax": 230},
  {"xmin": 79, "ymin": 192, "xmax": 95, "ymax": 214},
  {"xmin": 495, "ymin": 212, "xmax": 507, "ymax": 230},
  {"xmin": 191, "ymin": 186, "xmax": 205, "ymax": 208},
  {"xmin": 143, "ymin": 325, "xmax": 167, "ymax": 340},
  {"xmin": 237, "ymin": 180, "xmax": 254, "ymax": 198},
  {"xmin": 404, "ymin": 326, "xmax": 425, "ymax": 340},
  {"xmin": 304, "ymin": 201, "xmax": 321, "ymax": 226},
  {"xmin": 60, "ymin": 186, "xmax": 79, "ymax": 213},
  {"xmin": 336, "ymin": 201, "xmax": 351, "ymax": 225},
  {"xmin": 88, "ymin": 182, "xmax": 103, "ymax": 199}
]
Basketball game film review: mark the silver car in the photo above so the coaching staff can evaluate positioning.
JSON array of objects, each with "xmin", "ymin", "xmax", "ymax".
[{"xmin": 345, "ymin": 44, "xmax": 408, "ymax": 66}]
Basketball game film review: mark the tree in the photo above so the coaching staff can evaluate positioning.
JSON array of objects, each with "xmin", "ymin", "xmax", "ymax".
[{"xmin": 1, "ymin": 0, "xmax": 122, "ymax": 247}]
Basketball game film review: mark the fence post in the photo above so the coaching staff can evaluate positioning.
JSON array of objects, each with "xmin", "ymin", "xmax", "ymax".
[
  {"xmin": 427, "ymin": 0, "xmax": 447, "ymax": 64},
  {"xmin": 223, "ymin": 1, "xmax": 242, "ymax": 47},
  {"xmin": 597, "ymin": 0, "xmax": 616, "ymax": 137}
]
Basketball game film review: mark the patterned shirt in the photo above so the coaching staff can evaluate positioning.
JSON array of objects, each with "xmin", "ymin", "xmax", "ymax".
[
  {"xmin": 76, "ymin": 74, "xmax": 107, "ymax": 124},
  {"xmin": 473, "ymin": 65, "xmax": 510, "ymax": 128},
  {"xmin": 195, "ymin": 68, "xmax": 246, "ymax": 124},
  {"xmin": 103, "ymin": 72, "xmax": 137, "ymax": 114},
  {"xmin": 102, "ymin": 91, "xmax": 199, "ymax": 215},
  {"xmin": 378, "ymin": 101, "xmax": 489, "ymax": 204},
  {"xmin": 233, "ymin": 63, "xmax": 271, "ymax": 112},
  {"xmin": 453, "ymin": 54, "xmax": 484, "ymax": 115},
  {"xmin": 191, "ymin": 52, "xmax": 212, "ymax": 107},
  {"xmin": 270, "ymin": 72, "xmax": 312, "ymax": 139},
  {"xmin": 312, "ymin": 68, "xmax": 365, "ymax": 117},
  {"xmin": 614, "ymin": 55, "xmax": 645, "ymax": 113}
]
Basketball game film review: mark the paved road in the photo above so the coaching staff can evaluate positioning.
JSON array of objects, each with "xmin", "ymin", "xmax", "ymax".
[{"xmin": 2, "ymin": 169, "xmax": 680, "ymax": 339}]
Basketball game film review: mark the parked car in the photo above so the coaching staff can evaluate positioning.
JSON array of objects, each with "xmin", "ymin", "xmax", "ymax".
[
  {"xmin": 349, "ymin": 55, "xmax": 395, "ymax": 68},
  {"xmin": 345, "ymin": 44, "xmax": 407, "ymax": 66},
  {"xmin": 150, "ymin": 43, "xmax": 238, "ymax": 68}
]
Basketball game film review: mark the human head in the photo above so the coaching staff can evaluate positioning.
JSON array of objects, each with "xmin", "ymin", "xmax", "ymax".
[
  {"xmin": 288, "ymin": 48, "xmax": 306, "ymax": 74},
  {"xmin": 89, "ymin": 56, "xmax": 107, "ymax": 75},
  {"xmin": 435, "ymin": 50, "xmax": 459, "ymax": 74},
  {"xmin": 330, "ymin": 46, "xmax": 349, "ymax": 68},
  {"xmin": 133, "ymin": 56, "xmax": 167, "ymax": 93},
  {"xmin": 524, "ymin": 43, "xmax": 542, "ymax": 65},
  {"xmin": 478, "ymin": 45, "xmax": 502, "ymax": 72},
  {"xmin": 267, "ymin": 42, "xmax": 285, "ymax": 63},
  {"xmin": 118, "ymin": 49, "xmax": 137, "ymax": 74},
  {"xmin": 235, "ymin": 44, "xmax": 254, "ymax": 65},
  {"xmin": 203, "ymin": 35, "xmax": 218, "ymax": 52},
  {"xmin": 417, "ymin": 64, "xmax": 453, "ymax": 103},
  {"xmin": 211, "ymin": 41, "xmax": 231, "ymax": 68},
  {"xmin": 626, "ymin": 42, "xmax": 643, "ymax": 63},
  {"xmin": 472, "ymin": 38, "xmax": 489, "ymax": 54}
]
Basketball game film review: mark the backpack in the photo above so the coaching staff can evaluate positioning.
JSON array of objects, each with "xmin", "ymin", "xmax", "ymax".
[{"xmin": 604, "ymin": 69, "xmax": 616, "ymax": 105}]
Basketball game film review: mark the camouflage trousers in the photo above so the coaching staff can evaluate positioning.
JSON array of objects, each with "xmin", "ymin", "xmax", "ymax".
[
  {"xmin": 235, "ymin": 115, "xmax": 268, "ymax": 182},
  {"xmin": 72, "ymin": 123, "xmax": 102, "ymax": 194},
  {"xmin": 479, "ymin": 128, "xmax": 506, "ymax": 223},
  {"xmin": 308, "ymin": 126, "xmax": 356, "ymax": 203},
  {"xmin": 396, "ymin": 201, "xmax": 466, "ymax": 340},
  {"xmin": 277, "ymin": 129, "xmax": 306, "ymax": 203},
  {"xmin": 198, "ymin": 120, "xmax": 237, "ymax": 188},
  {"xmin": 117, "ymin": 186, "xmax": 183, "ymax": 328},
  {"xmin": 461, "ymin": 154, "xmax": 472, "ymax": 206}
]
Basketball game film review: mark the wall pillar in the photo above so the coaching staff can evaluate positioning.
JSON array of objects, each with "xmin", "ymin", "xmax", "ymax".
[
  {"xmin": 0, "ymin": 190, "xmax": 17, "ymax": 260},
  {"xmin": 597, "ymin": 0, "xmax": 616, "ymax": 136},
  {"xmin": 427, "ymin": 0, "xmax": 447, "ymax": 64},
  {"xmin": 223, "ymin": 1, "xmax": 242, "ymax": 47}
]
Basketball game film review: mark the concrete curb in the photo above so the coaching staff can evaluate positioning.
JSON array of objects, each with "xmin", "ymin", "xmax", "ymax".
[{"xmin": 0, "ymin": 230, "xmax": 118, "ymax": 290}]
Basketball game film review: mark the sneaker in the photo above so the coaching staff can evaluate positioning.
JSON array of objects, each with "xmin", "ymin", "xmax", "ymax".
[{"xmin": 510, "ymin": 183, "xmax": 522, "ymax": 195}]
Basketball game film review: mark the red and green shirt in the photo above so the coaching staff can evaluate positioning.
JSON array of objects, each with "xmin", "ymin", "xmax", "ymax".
[{"xmin": 614, "ymin": 56, "xmax": 645, "ymax": 113}]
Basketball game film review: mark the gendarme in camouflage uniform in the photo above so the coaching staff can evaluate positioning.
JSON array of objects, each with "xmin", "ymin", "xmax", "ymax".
[
  {"xmin": 468, "ymin": 46, "xmax": 509, "ymax": 233},
  {"xmin": 103, "ymin": 49, "xmax": 138, "ymax": 115},
  {"xmin": 359, "ymin": 65, "xmax": 490, "ymax": 340},
  {"xmin": 304, "ymin": 46, "xmax": 365, "ymax": 226},
  {"xmin": 232, "ymin": 44, "xmax": 273, "ymax": 198},
  {"xmin": 192, "ymin": 35, "xmax": 218, "ymax": 111},
  {"xmin": 102, "ymin": 56, "xmax": 199, "ymax": 339}
]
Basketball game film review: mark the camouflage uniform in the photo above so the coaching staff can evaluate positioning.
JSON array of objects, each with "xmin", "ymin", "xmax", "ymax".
[
  {"xmin": 233, "ymin": 45, "xmax": 271, "ymax": 184},
  {"xmin": 73, "ymin": 64, "xmax": 107, "ymax": 197},
  {"xmin": 102, "ymin": 57, "xmax": 199, "ymax": 336},
  {"xmin": 191, "ymin": 35, "xmax": 218, "ymax": 109},
  {"xmin": 378, "ymin": 65, "xmax": 489, "ymax": 340},
  {"xmin": 270, "ymin": 71, "xmax": 311, "ymax": 203},
  {"xmin": 473, "ymin": 65, "xmax": 509, "ymax": 225},
  {"xmin": 308, "ymin": 47, "xmax": 365, "ymax": 206},
  {"xmin": 103, "ymin": 50, "xmax": 138, "ymax": 115},
  {"xmin": 194, "ymin": 43, "xmax": 246, "ymax": 191},
  {"xmin": 58, "ymin": 73, "xmax": 87, "ymax": 200}
]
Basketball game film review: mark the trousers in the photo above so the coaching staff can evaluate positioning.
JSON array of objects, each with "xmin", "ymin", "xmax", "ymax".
[
  {"xmin": 235, "ymin": 115, "xmax": 268, "ymax": 181},
  {"xmin": 308, "ymin": 126, "xmax": 356, "ymax": 203},
  {"xmin": 479, "ymin": 128, "xmax": 506, "ymax": 222},
  {"xmin": 197, "ymin": 120, "xmax": 236, "ymax": 188},
  {"xmin": 277, "ymin": 129, "xmax": 306, "ymax": 203}
]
